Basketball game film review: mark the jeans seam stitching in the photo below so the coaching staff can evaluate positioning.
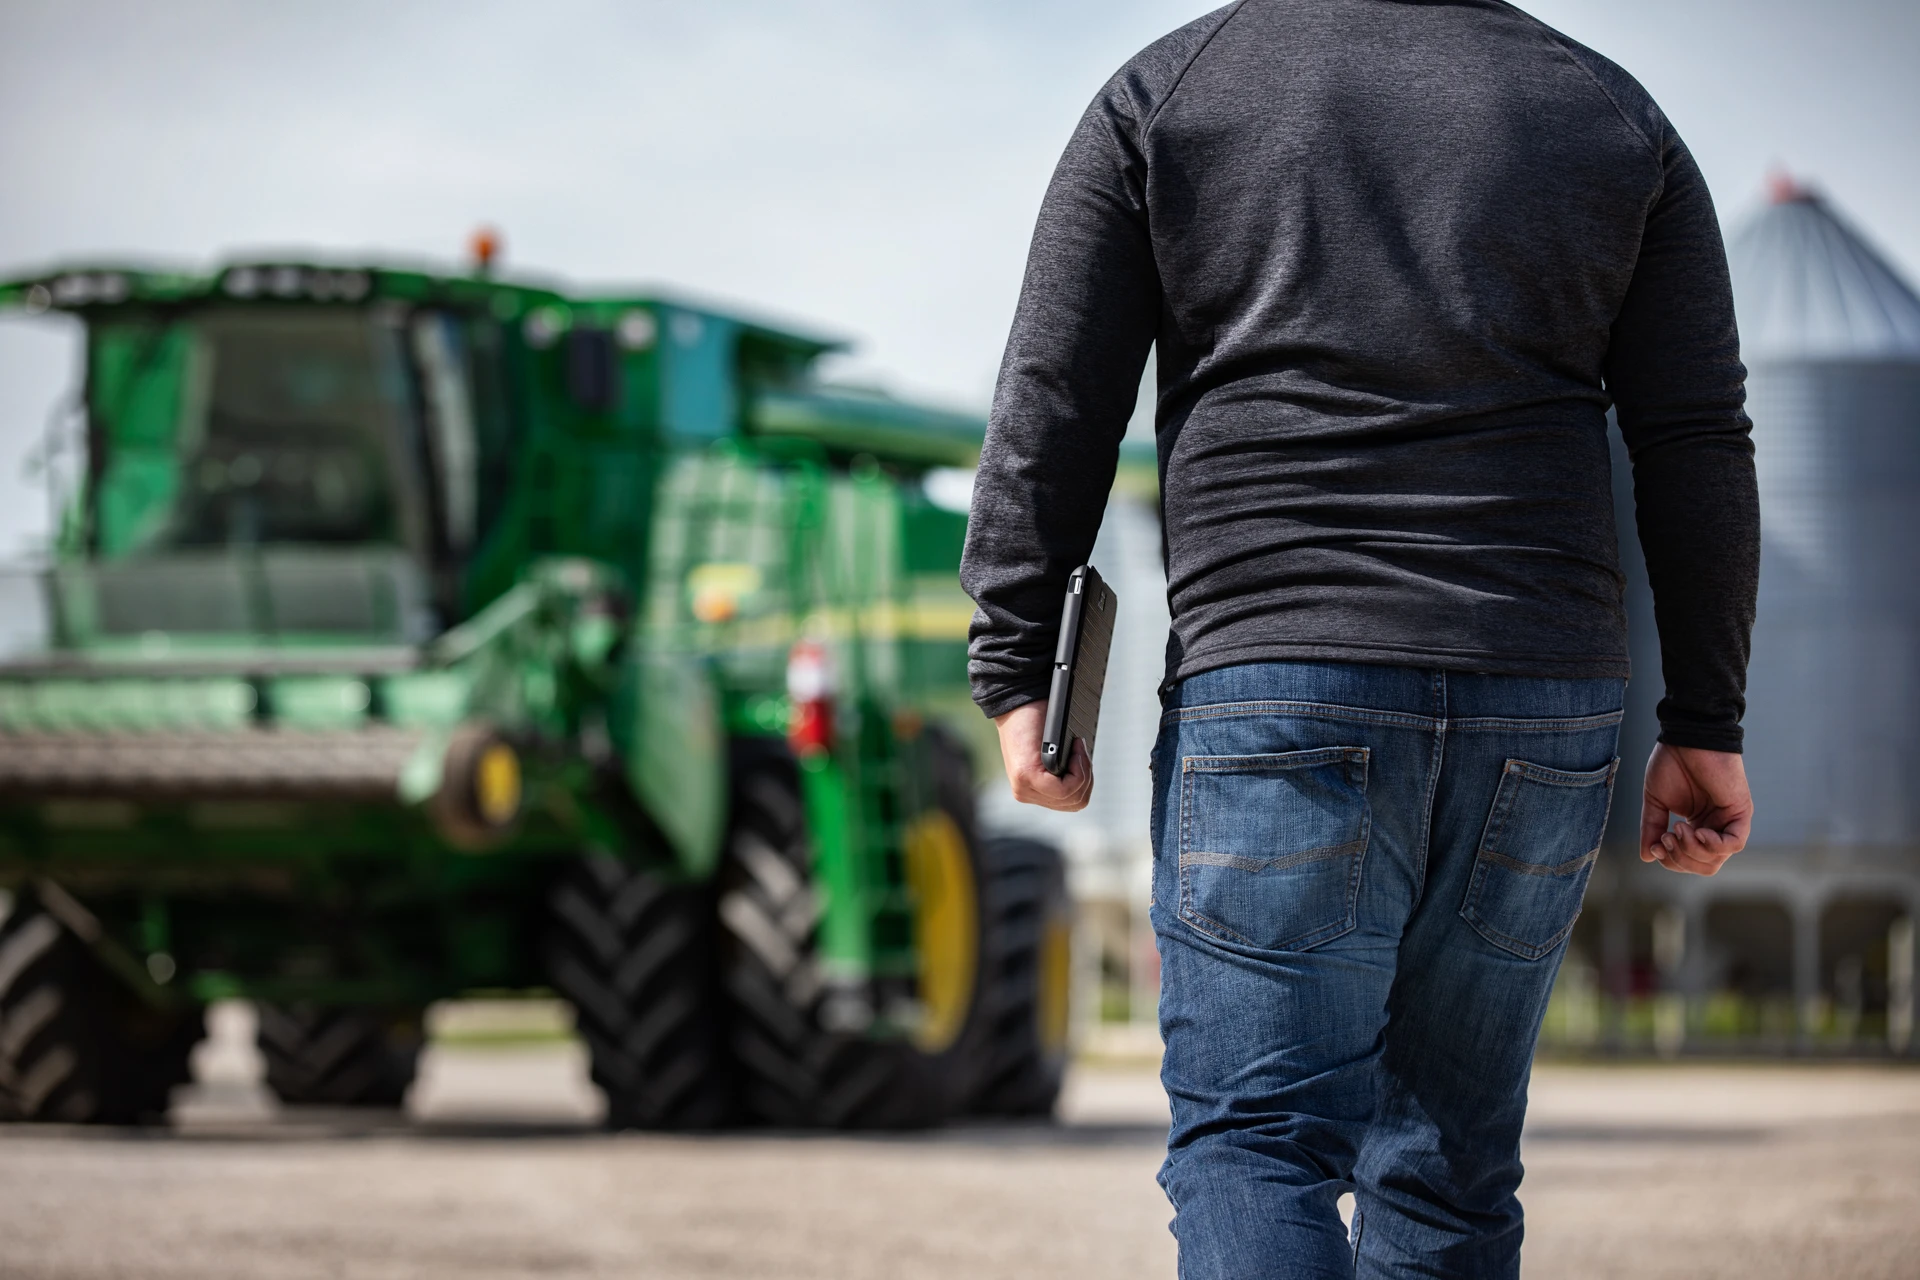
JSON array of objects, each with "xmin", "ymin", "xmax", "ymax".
[
  {"xmin": 1163, "ymin": 701, "xmax": 1440, "ymax": 731},
  {"xmin": 1178, "ymin": 754, "xmax": 1263, "ymax": 949},
  {"xmin": 1180, "ymin": 746, "xmax": 1370, "ymax": 772},
  {"xmin": 1183, "ymin": 907, "xmax": 1358, "ymax": 953},
  {"xmin": 1477, "ymin": 846, "xmax": 1601, "ymax": 877},
  {"xmin": 1459, "ymin": 759, "xmax": 1618, "ymax": 959},
  {"xmin": 1412, "ymin": 673, "xmax": 1447, "ymax": 898},
  {"xmin": 1346, "ymin": 795, "xmax": 1372, "ymax": 936},
  {"xmin": 1507, "ymin": 758, "xmax": 1620, "ymax": 786},
  {"xmin": 1458, "ymin": 759, "xmax": 1522, "ymax": 946},
  {"xmin": 1182, "ymin": 838, "xmax": 1368, "ymax": 873},
  {"xmin": 1449, "ymin": 710, "xmax": 1626, "ymax": 732},
  {"xmin": 1464, "ymin": 898, "xmax": 1584, "ymax": 960}
]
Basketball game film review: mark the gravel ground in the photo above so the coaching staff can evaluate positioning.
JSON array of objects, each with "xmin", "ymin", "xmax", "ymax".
[{"xmin": 0, "ymin": 1006, "xmax": 1915, "ymax": 1279}]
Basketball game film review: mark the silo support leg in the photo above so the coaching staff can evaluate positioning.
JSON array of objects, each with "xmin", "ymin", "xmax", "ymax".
[
  {"xmin": 1793, "ymin": 901, "xmax": 1822, "ymax": 1050},
  {"xmin": 1889, "ymin": 915, "xmax": 1914, "ymax": 1057},
  {"xmin": 1599, "ymin": 898, "xmax": 1630, "ymax": 1053}
]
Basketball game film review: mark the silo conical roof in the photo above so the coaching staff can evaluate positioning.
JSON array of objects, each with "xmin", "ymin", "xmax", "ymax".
[{"xmin": 1727, "ymin": 178, "xmax": 1920, "ymax": 361}]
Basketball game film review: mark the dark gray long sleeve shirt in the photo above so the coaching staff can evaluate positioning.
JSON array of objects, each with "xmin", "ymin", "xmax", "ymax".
[{"xmin": 961, "ymin": 0, "xmax": 1759, "ymax": 752}]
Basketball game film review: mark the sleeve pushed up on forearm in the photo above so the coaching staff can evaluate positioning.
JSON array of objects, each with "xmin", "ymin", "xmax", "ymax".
[
  {"xmin": 960, "ymin": 96, "xmax": 1160, "ymax": 719},
  {"xmin": 1605, "ymin": 128, "xmax": 1760, "ymax": 753}
]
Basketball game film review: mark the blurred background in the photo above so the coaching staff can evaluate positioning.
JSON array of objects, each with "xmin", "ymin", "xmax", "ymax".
[
  {"xmin": 1, "ymin": 2, "xmax": 1917, "ymax": 1277},
  {"xmin": 4, "ymin": 0, "xmax": 1918, "ymax": 1060}
]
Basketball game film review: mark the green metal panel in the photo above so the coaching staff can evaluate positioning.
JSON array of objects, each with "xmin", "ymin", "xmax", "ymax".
[
  {"xmin": 0, "ymin": 676, "xmax": 256, "ymax": 733},
  {"xmin": 263, "ymin": 676, "xmax": 373, "ymax": 729},
  {"xmin": 748, "ymin": 388, "xmax": 982, "ymax": 468},
  {"xmin": 902, "ymin": 500, "xmax": 967, "ymax": 574},
  {"xmin": 799, "ymin": 751, "xmax": 867, "ymax": 979},
  {"xmin": 379, "ymin": 672, "xmax": 469, "ymax": 727},
  {"xmin": 88, "ymin": 321, "xmax": 193, "ymax": 556},
  {"xmin": 623, "ymin": 648, "xmax": 726, "ymax": 879},
  {"xmin": 659, "ymin": 307, "xmax": 738, "ymax": 439}
]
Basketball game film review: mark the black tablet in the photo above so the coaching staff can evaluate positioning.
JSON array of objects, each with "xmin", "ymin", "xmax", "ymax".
[{"xmin": 1040, "ymin": 564, "xmax": 1117, "ymax": 777}]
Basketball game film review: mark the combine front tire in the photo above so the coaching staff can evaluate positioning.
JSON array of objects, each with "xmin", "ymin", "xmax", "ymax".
[
  {"xmin": 546, "ymin": 855, "xmax": 732, "ymax": 1129},
  {"xmin": 0, "ymin": 901, "xmax": 204, "ymax": 1124},
  {"xmin": 719, "ymin": 739, "xmax": 973, "ymax": 1129},
  {"xmin": 255, "ymin": 1005, "xmax": 423, "ymax": 1108}
]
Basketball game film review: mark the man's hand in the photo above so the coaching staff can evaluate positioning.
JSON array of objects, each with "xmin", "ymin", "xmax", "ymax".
[
  {"xmin": 1639, "ymin": 743, "xmax": 1753, "ymax": 876},
  {"xmin": 993, "ymin": 700, "xmax": 1094, "ymax": 812}
]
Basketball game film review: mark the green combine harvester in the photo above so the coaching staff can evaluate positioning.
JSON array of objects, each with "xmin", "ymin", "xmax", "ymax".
[{"xmin": 0, "ymin": 255, "xmax": 1071, "ymax": 1128}]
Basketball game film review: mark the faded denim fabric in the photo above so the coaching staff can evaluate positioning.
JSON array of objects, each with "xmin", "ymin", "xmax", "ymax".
[{"xmin": 1151, "ymin": 661, "xmax": 1623, "ymax": 1280}]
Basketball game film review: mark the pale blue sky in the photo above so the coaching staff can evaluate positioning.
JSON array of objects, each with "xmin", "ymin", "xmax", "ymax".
[{"xmin": 1, "ymin": 0, "xmax": 1915, "ymax": 553}]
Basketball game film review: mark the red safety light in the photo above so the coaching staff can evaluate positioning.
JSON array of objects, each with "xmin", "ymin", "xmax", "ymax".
[
  {"xmin": 786, "ymin": 639, "xmax": 836, "ymax": 756},
  {"xmin": 470, "ymin": 226, "xmax": 502, "ymax": 275}
]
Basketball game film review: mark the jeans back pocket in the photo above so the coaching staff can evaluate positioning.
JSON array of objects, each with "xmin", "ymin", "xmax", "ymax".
[
  {"xmin": 1178, "ymin": 746, "xmax": 1370, "ymax": 952},
  {"xmin": 1460, "ymin": 758, "xmax": 1618, "ymax": 960}
]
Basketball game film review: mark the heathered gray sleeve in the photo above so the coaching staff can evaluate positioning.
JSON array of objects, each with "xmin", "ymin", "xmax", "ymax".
[
  {"xmin": 1605, "ymin": 124, "xmax": 1760, "ymax": 753},
  {"xmin": 962, "ymin": 7, "xmax": 1241, "ymax": 718},
  {"xmin": 958, "ymin": 88, "xmax": 1162, "ymax": 719}
]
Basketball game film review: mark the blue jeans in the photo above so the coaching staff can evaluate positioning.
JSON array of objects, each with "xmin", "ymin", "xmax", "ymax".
[{"xmin": 1150, "ymin": 662, "xmax": 1623, "ymax": 1279}]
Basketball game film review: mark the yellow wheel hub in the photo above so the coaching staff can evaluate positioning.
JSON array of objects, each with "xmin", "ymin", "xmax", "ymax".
[
  {"xmin": 904, "ymin": 809, "xmax": 978, "ymax": 1054},
  {"xmin": 1036, "ymin": 910, "xmax": 1072, "ymax": 1058},
  {"xmin": 473, "ymin": 742, "xmax": 522, "ymax": 827}
]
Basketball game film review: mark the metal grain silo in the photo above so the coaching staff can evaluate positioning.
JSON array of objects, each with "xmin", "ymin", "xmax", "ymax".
[
  {"xmin": 1583, "ymin": 180, "xmax": 1920, "ymax": 1055},
  {"xmin": 1735, "ymin": 182, "xmax": 1920, "ymax": 852}
]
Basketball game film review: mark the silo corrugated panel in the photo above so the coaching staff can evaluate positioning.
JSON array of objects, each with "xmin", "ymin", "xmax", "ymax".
[
  {"xmin": 1608, "ymin": 186, "xmax": 1920, "ymax": 856},
  {"xmin": 1743, "ymin": 359, "xmax": 1920, "ymax": 847}
]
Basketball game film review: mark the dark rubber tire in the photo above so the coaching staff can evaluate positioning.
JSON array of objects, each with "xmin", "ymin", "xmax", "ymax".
[
  {"xmin": 0, "ymin": 903, "xmax": 204, "ymax": 1125},
  {"xmin": 546, "ymin": 854, "xmax": 733, "ymax": 1130},
  {"xmin": 255, "ymin": 1004, "xmax": 423, "ymax": 1108},
  {"xmin": 965, "ymin": 834, "xmax": 1072, "ymax": 1117},
  {"xmin": 719, "ymin": 738, "xmax": 969, "ymax": 1129}
]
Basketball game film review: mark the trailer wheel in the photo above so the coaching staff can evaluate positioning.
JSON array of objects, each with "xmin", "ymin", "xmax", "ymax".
[
  {"xmin": 255, "ymin": 1004, "xmax": 423, "ymax": 1108},
  {"xmin": 965, "ymin": 835, "xmax": 1073, "ymax": 1117},
  {"xmin": 719, "ymin": 738, "xmax": 972, "ymax": 1128},
  {"xmin": 546, "ymin": 855, "xmax": 732, "ymax": 1129},
  {"xmin": 0, "ymin": 902, "xmax": 204, "ymax": 1124}
]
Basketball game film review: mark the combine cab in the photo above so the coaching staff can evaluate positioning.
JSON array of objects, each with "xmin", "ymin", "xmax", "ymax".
[{"xmin": 0, "ymin": 260, "xmax": 1070, "ymax": 1127}]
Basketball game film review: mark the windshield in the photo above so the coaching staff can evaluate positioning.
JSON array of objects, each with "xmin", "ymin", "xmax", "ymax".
[
  {"xmin": 179, "ymin": 309, "xmax": 415, "ymax": 547},
  {"xmin": 120, "ymin": 310, "xmax": 424, "ymax": 556},
  {"xmin": 87, "ymin": 307, "xmax": 430, "ymax": 558},
  {"xmin": 62, "ymin": 306, "xmax": 478, "ymax": 643},
  {"xmin": 65, "ymin": 304, "xmax": 503, "ymax": 642}
]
